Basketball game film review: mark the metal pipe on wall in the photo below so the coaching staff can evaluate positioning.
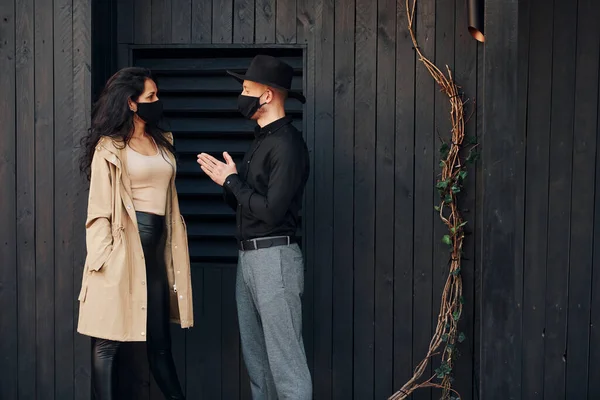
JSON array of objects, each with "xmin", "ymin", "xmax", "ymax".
[{"xmin": 467, "ymin": 0, "xmax": 485, "ymax": 42}]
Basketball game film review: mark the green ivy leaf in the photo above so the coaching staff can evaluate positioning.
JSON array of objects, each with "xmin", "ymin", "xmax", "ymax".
[
  {"xmin": 445, "ymin": 194, "xmax": 453, "ymax": 204},
  {"xmin": 440, "ymin": 143, "xmax": 450, "ymax": 159},
  {"xmin": 458, "ymin": 221, "xmax": 468, "ymax": 228},
  {"xmin": 436, "ymin": 180, "xmax": 449, "ymax": 190},
  {"xmin": 434, "ymin": 205, "xmax": 441, "ymax": 212},
  {"xmin": 459, "ymin": 296, "xmax": 465, "ymax": 304},
  {"xmin": 467, "ymin": 135, "xmax": 477, "ymax": 145},
  {"xmin": 458, "ymin": 332, "xmax": 466, "ymax": 343},
  {"xmin": 459, "ymin": 170, "xmax": 468, "ymax": 180},
  {"xmin": 442, "ymin": 235, "xmax": 452, "ymax": 245},
  {"xmin": 451, "ymin": 266, "xmax": 461, "ymax": 276},
  {"xmin": 442, "ymin": 333, "xmax": 449, "ymax": 342},
  {"xmin": 453, "ymin": 310, "xmax": 460, "ymax": 321},
  {"xmin": 439, "ymin": 161, "xmax": 446, "ymax": 168},
  {"xmin": 451, "ymin": 185, "xmax": 461, "ymax": 194}
]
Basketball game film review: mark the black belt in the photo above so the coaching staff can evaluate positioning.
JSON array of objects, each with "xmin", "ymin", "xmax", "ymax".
[{"xmin": 239, "ymin": 236, "xmax": 296, "ymax": 251}]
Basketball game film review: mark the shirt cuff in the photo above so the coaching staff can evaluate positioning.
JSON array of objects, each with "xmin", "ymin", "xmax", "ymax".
[{"xmin": 224, "ymin": 173, "xmax": 243, "ymax": 197}]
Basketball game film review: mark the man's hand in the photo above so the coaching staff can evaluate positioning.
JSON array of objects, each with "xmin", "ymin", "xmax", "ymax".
[{"xmin": 197, "ymin": 152, "xmax": 238, "ymax": 186}]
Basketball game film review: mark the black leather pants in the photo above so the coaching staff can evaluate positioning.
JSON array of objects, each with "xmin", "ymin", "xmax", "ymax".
[{"xmin": 92, "ymin": 211, "xmax": 185, "ymax": 400}]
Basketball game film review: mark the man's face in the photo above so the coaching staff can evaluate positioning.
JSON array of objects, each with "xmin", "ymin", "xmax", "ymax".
[{"xmin": 241, "ymin": 80, "xmax": 270, "ymax": 120}]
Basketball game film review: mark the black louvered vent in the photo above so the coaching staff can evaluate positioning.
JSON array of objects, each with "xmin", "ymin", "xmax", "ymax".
[{"xmin": 132, "ymin": 48, "xmax": 304, "ymax": 269}]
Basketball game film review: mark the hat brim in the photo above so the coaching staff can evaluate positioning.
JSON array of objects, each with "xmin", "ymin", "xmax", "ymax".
[{"xmin": 227, "ymin": 70, "xmax": 306, "ymax": 104}]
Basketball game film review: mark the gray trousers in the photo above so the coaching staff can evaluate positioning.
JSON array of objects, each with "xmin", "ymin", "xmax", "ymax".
[{"xmin": 236, "ymin": 242, "xmax": 312, "ymax": 400}]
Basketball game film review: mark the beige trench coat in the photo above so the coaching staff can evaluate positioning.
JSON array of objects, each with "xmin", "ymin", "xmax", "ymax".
[{"xmin": 77, "ymin": 132, "xmax": 193, "ymax": 341}]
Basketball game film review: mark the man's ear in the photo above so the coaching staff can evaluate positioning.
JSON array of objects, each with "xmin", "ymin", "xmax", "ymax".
[{"xmin": 128, "ymin": 98, "xmax": 137, "ymax": 112}]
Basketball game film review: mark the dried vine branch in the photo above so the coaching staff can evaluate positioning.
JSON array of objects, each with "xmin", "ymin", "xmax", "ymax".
[{"xmin": 388, "ymin": 1, "xmax": 478, "ymax": 399}]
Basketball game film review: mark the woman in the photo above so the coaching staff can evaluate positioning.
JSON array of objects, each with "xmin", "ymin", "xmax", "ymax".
[{"xmin": 77, "ymin": 67, "xmax": 193, "ymax": 400}]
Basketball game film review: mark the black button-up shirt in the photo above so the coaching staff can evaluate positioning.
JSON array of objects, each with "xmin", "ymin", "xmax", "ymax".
[{"xmin": 223, "ymin": 116, "xmax": 309, "ymax": 242}]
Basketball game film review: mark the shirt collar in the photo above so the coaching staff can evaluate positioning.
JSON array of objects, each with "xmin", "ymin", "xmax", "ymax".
[{"xmin": 254, "ymin": 116, "xmax": 293, "ymax": 137}]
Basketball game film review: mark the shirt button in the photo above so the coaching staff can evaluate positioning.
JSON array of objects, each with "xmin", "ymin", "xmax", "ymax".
[{"xmin": 247, "ymin": 161, "xmax": 250, "ymax": 164}]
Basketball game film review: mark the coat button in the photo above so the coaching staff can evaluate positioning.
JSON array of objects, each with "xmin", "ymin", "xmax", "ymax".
[
  {"xmin": 179, "ymin": 295, "xmax": 183, "ymax": 299},
  {"xmin": 141, "ymin": 281, "xmax": 146, "ymax": 285},
  {"xmin": 177, "ymin": 270, "xmax": 180, "ymax": 274},
  {"xmin": 127, "ymin": 205, "xmax": 131, "ymax": 209},
  {"xmin": 174, "ymin": 245, "xmax": 178, "ymax": 249},
  {"xmin": 141, "ymin": 332, "xmax": 145, "ymax": 336},
  {"xmin": 141, "ymin": 306, "xmax": 146, "ymax": 310}
]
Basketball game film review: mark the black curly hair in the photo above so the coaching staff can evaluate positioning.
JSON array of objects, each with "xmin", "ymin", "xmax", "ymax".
[{"xmin": 79, "ymin": 67, "xmax": 175, "ymax": 179}]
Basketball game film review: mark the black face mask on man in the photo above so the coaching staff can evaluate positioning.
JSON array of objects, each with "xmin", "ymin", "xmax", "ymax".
[
  {"xmin": 237, "ymin": 92, "xmax": 267, "ymax": 119},
  {"xmin": 135, "ymin": 99, "xmax": 164, "ymax": 125}
]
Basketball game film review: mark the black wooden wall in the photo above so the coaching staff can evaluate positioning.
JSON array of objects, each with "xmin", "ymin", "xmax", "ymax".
[{"xmin": 1, "ymin": 0, "xmax": 600, "ymax": 399}]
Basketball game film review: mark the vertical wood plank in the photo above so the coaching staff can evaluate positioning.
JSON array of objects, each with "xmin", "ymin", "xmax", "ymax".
[
  {"xmin": 332, "ymin": 0, "xmax": 354, "ymax": 396},
  {"xmin": 393, "ymin": 0, "xmax": 415, "ymax": 391},
  {"xmin": 480, "ymin": 0, "xmax": 522, "ymax": 396},
  {"xmin": 204, "ymin": 268, "xmax": 222, "ymax": 398},
  {"xmin": 118, "ymin": 0, "xmax": 134, "ymax": 43},
  {"xmin": 152, "ymin": 0, "xmax": 173, "ymax": 43},
  {"xmin": 589, "ymin": 42, "xmax": 600, "ymax": 397},
  {"xmin": 453, "ymin": 0, "xmax": 477, "ymax": 397},
  {"xmin": 255, "ymin": 0, "xmax": 275, "ymax": 43},
  {"xmin": 276, "ymin": 0, "xmax": 296, "ymax": 43},
  {"xmin": 432, "ymin": 0, "xmax": 455, "ymax": 392},
  {"xmin": 192, "ymin": 0, "xmax": 212, "ymax": 43},
  {"xmin": 412, "ymin": 0, "xmax": 435, "ymax": 398},
  {"xmin": 172, "ymin": 0, "xmax": 192, "ymax": 43},
  {"xmin": 35, "ymin": 0, "xmax": 56, "ymax": 396},
  {"xmin": 313, "ymin": 0, "xmax": 334, "ymax": 396},
  {"xmin": 565, "ymin": 0, "xmax": 600, "ymax": 397},
  {"xmin": 544, "ymin": 0, "xmax": 578, "ymax": 396},
  {"xmin": 353, "ymin": 0, "xmax": 376, "ymax": 397},
  {"xmin": 233, "ymin": 0, "xmax": 254, "ymax": 43},
  {"xmin": 135, "ymin": 0, "xmax": 152, "ymax": 44},
  {"xmin": 54, "ymin": 0, "xmax": 75, "ymax": 396},
  {"xmin": 521, "ymin": 0, "xmax": 551, "ymax": 397},
  {"xmin": 212, "ymin": 0, "xmax": 233, "ymax": 43},
  {"xmin": 15, "ymin": 0, "xmax": 36, "ymax": 397},
  {"xmin": 73, "ymin": 0, "xmax": 92, "ymax": 397},
  {"xmin": 221, "ymin": 268, "xmax": 240, "ymax": 399},
  {"xmin": 0, "ymin": 1, "xmax": 18, "ymax": 398},
  {"xmin": 374, "ymin": 0, "xmax": 395, "ymax": 396},
  {"xmin": 298, "ymin": 0, "xmax": 316, "ymax": 387},
  {"xmin": 186, "ymin": 268, "xmax": 204, "ymax": 398}
]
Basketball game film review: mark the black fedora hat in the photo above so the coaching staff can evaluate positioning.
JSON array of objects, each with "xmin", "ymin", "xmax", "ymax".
[{"xmin": 227, "ymin": 55, "xmax": 306, "ymax": 104}]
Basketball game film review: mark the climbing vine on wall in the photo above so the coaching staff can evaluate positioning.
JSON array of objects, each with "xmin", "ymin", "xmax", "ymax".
[{"xmin": 388, "ymin": 1, "xmax": 479, "ymax": 399}]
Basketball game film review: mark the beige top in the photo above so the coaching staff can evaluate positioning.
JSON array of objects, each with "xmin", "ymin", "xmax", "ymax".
[{"xmin": 126, "ymin": 141, "xmax": 174, "ymax": 216}]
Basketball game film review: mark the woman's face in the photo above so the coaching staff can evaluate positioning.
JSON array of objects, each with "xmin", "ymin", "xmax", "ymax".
[{"xmin": 136, "ymin": 78, "xmax": 159, "ymax": 103}]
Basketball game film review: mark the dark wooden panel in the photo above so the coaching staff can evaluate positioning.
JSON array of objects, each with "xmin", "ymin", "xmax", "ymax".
[
  {"xmin": 412, "ymin": 0, "xmax": 436, "ymax": 398},
  {"xmin": 212, "ymin": 0, "xmax": 233, "ymax": 43},
  {"xmin": 15, "ymin": 0, "xmax": 36, "ymax": 397},
  {"xmin": 353, "ymin": 0, "xmax": 376, "ymax": 397},
  {"xmin": 221, "ymin": 268, "xmax": 240, "ymax": 399},
  {"xmin": 480, "ymin": 0, "xmax": 522, "ymax": 396},
  {"xmin": 152, "ymin": 0, "xmax": 173, "ymax": 43},
  {"xmin": 453, "ymin": 0, "xmax": 478, "ymax": 397},
  {"xmin": 159, "ymin": 75, "xmax": 303, "ymax": 93},
  {"xmin": 374, "ymin": 0, "xmax": 395, "ymax": 397},
  {"xmin": 73, "ymin": 0, "xmax": 92, "ymax": 397},
  {"xmin": 192, "ymin": 0, "xmax": 212, "ymax": 43},
  {"xmin": 233, "ymin": 0, "xmax": 255, "ymax": 43},
  {"xmin": 590, "ymin": 58, "xmax": 600, "ymax": 397},
  {"xmin": 393, "ymin": 0, "xmax": 415, "ymax": 391},
  {"xmin": 255, "ymin": 0, "xmax": 276, "ymax": 43},
  {"xmin": 331, "ymin": 0, "xmax": 354, "ymax": 396},
  {"xmin": 565, "ymin": 0, "xmax": 599, "ymax": 397},
  {"xmin": 521, "ymin": 0, "xmax": 551, "ymax": 397},
  {"xmin": 204, "ymin": 268, "xmax": 223, "ymax": 397},
  {"xmin": 0, "ymin": 1, "xmax": 18, "ymax": 398},
  {"xmin": 35, "ymin": 0, "xmax": 56, "ymax": 396},
  {"xmin": 186, "ymin": 267, "xmax": 204, "ymax": 398},
  {"xmin": 432, "ymin": 0, "xmax": 455, "ymax": 393},
  {"xmin": 137, "ymin": 55, "xmax": 303, "ymax": 71},
  {"xmin": 276, "ymin": 0, "xmax": 296, "ymax": 43},
  {"xmin": 118, "ymin": 0, "xmax": 134, "ymax": 43},
  {"xmin": 312, "ymin": 0, "xmax": 335, "ymax": 396},
  {"xmin": 135, "ymin": 0, "xmax": 152, "ymax": 44},
  {"xmin": 172, "ymin": 0, "xmax": 192, "ymax": 43},
  {"xmin": 544, "ymin": 0, "xmax": 578, "ymax": 396},
  {"xmin": 54, "ymin": 0, "xmax": 75, "ymax": 397}
]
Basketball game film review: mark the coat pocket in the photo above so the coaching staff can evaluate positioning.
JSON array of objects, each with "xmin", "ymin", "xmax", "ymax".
[{"xmin": 78, "ymin": 283, "xmax": 88, "ymax": 302}]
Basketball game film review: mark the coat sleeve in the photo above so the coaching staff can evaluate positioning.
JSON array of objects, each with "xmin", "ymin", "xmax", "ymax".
[{"xmin": 85, "ymin": 149, "xmax": 114, "ymax": 271}]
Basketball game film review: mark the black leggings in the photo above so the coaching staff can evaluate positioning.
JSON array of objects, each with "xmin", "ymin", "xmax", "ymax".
[{"xmin": 92, "ymin": 211, "xmax": 185, "ymax": 400}]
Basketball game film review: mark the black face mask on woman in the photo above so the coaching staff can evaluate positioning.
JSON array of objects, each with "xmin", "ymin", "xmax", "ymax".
[
  {"xmin": 135, "ymin": 99, "xmax": 164, "ymax": 125},
  {"xmin": 237, "ymin": 92, "xmax": 266, "ymax": 119}
]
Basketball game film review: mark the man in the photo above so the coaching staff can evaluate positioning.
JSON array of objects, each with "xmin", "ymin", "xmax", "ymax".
[{"xmin": 197, "ymin": 55, "xmax": 312, "ymax": 400}]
